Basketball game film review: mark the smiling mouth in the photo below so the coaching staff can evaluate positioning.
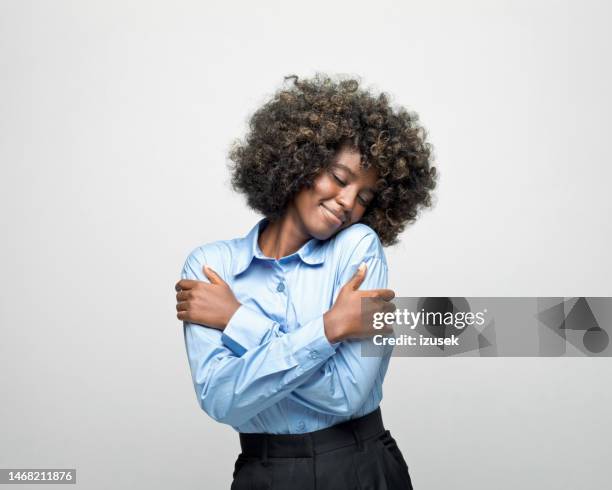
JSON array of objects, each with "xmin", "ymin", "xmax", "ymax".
[{"xmin": 320, "ymin": 203, "xmax": 344, "ymax": 226}]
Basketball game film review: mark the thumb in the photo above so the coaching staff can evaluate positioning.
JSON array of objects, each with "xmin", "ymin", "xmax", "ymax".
[
  {"xmin": 203, "ymin": 265, "xmax": 225, "ymax": 285},
  {"xmin": 348, "ymin": 262, "xmax": 367, "ymax": 291}
]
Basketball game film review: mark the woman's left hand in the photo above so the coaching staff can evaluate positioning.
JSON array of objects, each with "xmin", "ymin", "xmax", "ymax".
[{"xmin": 175, "ymin": 266, "xmax": 241, "ymax": 330}]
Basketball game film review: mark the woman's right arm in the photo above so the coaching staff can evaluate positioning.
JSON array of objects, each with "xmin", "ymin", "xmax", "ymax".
[
  {"xmin": 181, "ymin": 227, "xmax": 395, "ymax": 424},
  {"xmin": 215, "ymin": 226, "xmax": 396, "ymax": 417},
  {"xmin": 181, "ymin": 246, "xmax": 340, "ymax": 428}
]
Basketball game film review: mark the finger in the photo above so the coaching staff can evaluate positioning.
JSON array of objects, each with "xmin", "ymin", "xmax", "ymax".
[
  {"xmin": 176, "ymin": 301, "xmax": 190, "ymax": 312},
  {"xmin": 203, "ymin": 265, "xmax": 225, "ymax": 286},
  {"xmin": 175, "ymin": 279, "xmax": 199, "ymax": 291},
  {"xmin": 359, "ymin": 288, "xmax": 395, "ymax": 301},
  {"xmin": 376, "ymin": 289, "xmax": 395, "ymax": 301},
  {"xmin": 361, "ymin": 323, "xmax": 394, "ymax": 338},
  {"xmin": 176, "ymin": 290, "xmax": 199, "ymax": 302},
  {"xmin": 359, "ymin": 289, "xmax": 395, "ymax": 302},
  {"xmin": 382, "ymin": 301, "xmax": 396, "ymax": 315},
  {"xmin": 364, "ymin": 297, "xmax": 395, "ymax": 316},
  {"xmin": 347, "ymin": 262, "xmax": 367, "ymax": 291}
]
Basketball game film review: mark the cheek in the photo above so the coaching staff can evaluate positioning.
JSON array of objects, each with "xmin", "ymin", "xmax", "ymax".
[
  {"xmin": 348, "ymin": 208, "xmax": 366, "ymax": 224},
  {"xmin": 312, "ymin": 176, "xmax": 336, "ymax": 199},
  {"xmin": 293, "ymin": 180, "xmax": 331, "ymax": 216}
]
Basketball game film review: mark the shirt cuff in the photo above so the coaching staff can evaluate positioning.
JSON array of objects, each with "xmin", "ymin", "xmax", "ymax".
[
  {"xmin": 315, "ymin": 316, "xmax": 341, "ymax": 355},
  {"xmin": 282, "ymin": 316, "xmax": 338, "ymax": 383},
  {"xmin": 222, "ymin": 304, "xmax": 276, "ymax": 355}
]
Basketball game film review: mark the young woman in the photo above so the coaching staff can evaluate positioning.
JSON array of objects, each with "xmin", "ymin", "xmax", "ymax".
[{"xmin": 175, "ymin": 74, "xmax": 436, "ymax": 490}]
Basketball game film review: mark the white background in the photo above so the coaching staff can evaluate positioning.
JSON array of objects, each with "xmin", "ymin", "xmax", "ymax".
[{"xmin": 1, "ymin": 0, "xmax": 611, "ymax": 488}]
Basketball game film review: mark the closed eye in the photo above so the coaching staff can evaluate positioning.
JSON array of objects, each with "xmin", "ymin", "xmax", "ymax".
[
  {"xmin": 358, "ymin": 195, "xmax": 372, "ymax": 206},
  {"xmin": 332, "ymin": 174, "xmax": 346, "ymax": 186}
]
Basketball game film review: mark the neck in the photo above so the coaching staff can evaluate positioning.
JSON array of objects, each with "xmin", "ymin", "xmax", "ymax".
[{"xmin": 258, "ymin": 205, "xmax": 310, "ymax": 259}]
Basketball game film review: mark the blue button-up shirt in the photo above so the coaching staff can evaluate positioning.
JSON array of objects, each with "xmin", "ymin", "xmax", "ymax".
[{"xmin": 181, "ymin": 218, "xmax": 392, "ymax": 434}]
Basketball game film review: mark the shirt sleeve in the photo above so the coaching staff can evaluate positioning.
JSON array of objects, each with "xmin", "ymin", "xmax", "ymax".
[
  {"xmin": 222, "ymin": 304, "xmax": 288, "ymax": 356},
  {"xmin": 180, "ymin": 247, "xmax": 338, "ymax": 428},
  {"xmin": 286, "ymin": 253, "xmax": 393, "ymax": 416},
  {"xmin": 219, "ymin": 229, "xmax": 394, "ymax": 417}
]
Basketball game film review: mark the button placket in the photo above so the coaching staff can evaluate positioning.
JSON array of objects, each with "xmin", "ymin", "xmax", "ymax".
[{"xmin": 273, "ymin": 261, "xmax": 286, "ymax": 294}]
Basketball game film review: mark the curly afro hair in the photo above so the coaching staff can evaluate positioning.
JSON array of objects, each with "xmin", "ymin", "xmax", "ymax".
[{"xmin": 228, "ymin": 73, "xmax": 437, "ymax": 246}]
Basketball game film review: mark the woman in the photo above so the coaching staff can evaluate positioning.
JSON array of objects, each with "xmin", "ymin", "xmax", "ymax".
[{"xmin": 175, "ymin": 74, "xmax": 436, "ymax": 489}]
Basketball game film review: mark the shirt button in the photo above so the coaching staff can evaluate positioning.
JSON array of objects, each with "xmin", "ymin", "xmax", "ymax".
[
  {"xmin": 309, "ymin": 350, "xmax": 319, "ymax": 360},
  {"xmin": 297, "ymin": 421, "xmax": 305, "ymax": 430},
  {"xmin": 276, "ymin": 281, "xmax": 285, "ymax": 292}
]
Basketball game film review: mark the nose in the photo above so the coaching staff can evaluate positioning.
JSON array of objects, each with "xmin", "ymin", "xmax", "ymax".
[{"xmin": 336, "ymin": 188, "xmax": 357, "ymax": 217}]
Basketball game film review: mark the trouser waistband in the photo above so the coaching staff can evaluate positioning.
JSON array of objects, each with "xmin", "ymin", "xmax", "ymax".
[{"xmin": 238, "ymin": 407, "xmax": 385, "ymax": 458}]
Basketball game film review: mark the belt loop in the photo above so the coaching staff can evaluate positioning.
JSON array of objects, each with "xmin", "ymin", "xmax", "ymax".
[
  {"xmin": 308, "ymin": 433, "xmax": 315, "ymax": 457},
  {"xmin": 261, "ymin": 435, "xmax": 270, "ymax": 467},
  {"xmin": 350, "ymin": 420, "xmax": 364, "ymax": 452}
]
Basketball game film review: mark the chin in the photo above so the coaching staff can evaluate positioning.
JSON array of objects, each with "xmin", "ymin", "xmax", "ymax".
[
  {"xmin": 309, "ymin": 221, "xmax": 346, "ymax": 241},
  {"xmin": 308, "ymin": 227, "xmax": 334, "ymax": 241},
  {"xmin": 302, "ymin": 220, "xmax": 333, "ymax": 241}
]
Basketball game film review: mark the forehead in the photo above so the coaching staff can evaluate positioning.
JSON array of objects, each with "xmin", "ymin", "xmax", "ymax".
[{"xmin": 333, "ymin": 147, "xmax": 378, "ymax": 183}]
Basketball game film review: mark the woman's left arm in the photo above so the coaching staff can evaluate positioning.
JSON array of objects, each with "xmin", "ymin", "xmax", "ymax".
[
  {"xmin": 192, "ymin": 228, "xmax": 394, "ymax": 417},
  {"xmin": 285, "ymin": 252, "xmax": 393, "ymax": 416}
]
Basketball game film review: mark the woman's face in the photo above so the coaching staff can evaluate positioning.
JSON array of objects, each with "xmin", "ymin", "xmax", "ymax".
[{"xmin": 292, "ymin": 146, "xmax": 379, "ymax": 241}]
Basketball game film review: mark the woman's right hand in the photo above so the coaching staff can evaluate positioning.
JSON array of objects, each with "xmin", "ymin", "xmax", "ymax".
[{"xmin": 323, "ymin": 263, "xmax": 396, "ymax": 343}]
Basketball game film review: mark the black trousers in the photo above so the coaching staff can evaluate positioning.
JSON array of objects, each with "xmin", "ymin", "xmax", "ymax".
[{"xmin": 231, "ymin": 408, "xmax": 413, "ymax": 490}]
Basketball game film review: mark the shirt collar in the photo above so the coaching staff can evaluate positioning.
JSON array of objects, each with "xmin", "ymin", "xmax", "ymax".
[{"xmin": 232, "ymin": 217, "xmax": 326, "ymax": 276}]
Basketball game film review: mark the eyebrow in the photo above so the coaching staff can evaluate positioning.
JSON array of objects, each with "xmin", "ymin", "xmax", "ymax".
[{"xmin": 333, "ymin": 162, "xmax": 377, "ymax": 194}]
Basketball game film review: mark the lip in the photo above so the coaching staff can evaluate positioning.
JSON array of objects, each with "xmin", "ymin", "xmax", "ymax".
[{"xmin": 320, "ymin": 203, "xmax": 345, "ymax": 226}]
